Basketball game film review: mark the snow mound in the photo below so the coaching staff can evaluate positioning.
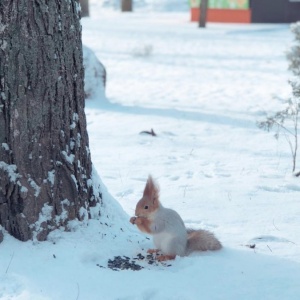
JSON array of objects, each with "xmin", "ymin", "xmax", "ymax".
[{"xmin": 83, "ymin": 45, "xmax": 106, "ymax": 100}]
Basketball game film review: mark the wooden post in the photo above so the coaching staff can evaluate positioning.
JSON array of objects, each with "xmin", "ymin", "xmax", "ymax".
[
  {"xmin": 121, "ymin": 0, "xmax": 132, "ymax": 12},
  {"xmin": 199, "ymin": 0, "xmax": 209, "ymax": 28}
]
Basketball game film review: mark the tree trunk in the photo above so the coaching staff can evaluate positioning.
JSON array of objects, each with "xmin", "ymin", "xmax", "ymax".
[
  {"xmin": 80, "ymin": 0, "xmax": 90, "ymax": 17},
  {"xmin": 199, "ymin": 0, "xmax": 209, "ymax": 28},
  {"xmin": 0, "ymin": 0, "xmax": 101, "ymax": 241},
  {"xmin": 121, "ymin": 0, "xmax": 133, "ymax": 12}
]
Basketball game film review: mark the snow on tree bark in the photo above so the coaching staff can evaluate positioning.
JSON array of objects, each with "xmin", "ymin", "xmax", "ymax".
[{"xmin": 0, "ymin": 0, "xmax": 101, "ymax": 241}]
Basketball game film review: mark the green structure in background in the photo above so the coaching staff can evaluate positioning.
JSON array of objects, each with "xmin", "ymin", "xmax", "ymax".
[{"xmin": 189, "ymin": 0, "xmax": 249, "ymax": 9}]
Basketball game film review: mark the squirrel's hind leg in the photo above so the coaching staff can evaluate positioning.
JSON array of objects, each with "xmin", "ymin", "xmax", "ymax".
[
  {"xmin": 147, "ymin": 249, "xmax": 160, "ymax": 254},
  {"xmin": 157, "ymin": 254, "xmax": 176, "ymax": 262},
  {"xmin": 147, "ymin": 249, "xmax": 176, "ymax": 261}
]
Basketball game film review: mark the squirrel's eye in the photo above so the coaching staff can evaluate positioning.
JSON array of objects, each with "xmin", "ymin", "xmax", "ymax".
[{"xmin": 144, "ymin": 205, "xmax": 149, "ymax": 209}]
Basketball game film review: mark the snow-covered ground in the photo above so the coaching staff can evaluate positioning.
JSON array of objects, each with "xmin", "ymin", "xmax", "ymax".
[
  {"xmin": 1, "ymin": 2, "xmax": 300, "ymax": 300},
  {"xmin": 99, "ymin": 0, "xmax": 189, "ymax": 12}
]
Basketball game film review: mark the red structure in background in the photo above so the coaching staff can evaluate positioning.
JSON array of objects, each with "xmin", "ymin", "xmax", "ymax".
[
  {"xmin": 191, "ymin": 0, "xmax": 300, "ymax": 24},
  {"xmin": 191, "ymin": 7, "xmax": 251, "ymax": 23}
]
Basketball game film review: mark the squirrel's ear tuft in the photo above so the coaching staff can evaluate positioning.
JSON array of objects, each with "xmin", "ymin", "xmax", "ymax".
[{"xmin": 143, "ymin": 175, "xmax": 160, "ymax": 201}]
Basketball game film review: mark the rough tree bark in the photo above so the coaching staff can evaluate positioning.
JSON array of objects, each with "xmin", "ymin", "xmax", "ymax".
[
  {"xmin": 0, "ymin": 0, "xmax": 101, "ymax": 241},
  {"xmin": 199, "ymin": 0, "xmax": 209, "ymax": 28},
  {"xmin": 79, "ymin": 0, "xmax": 89, "ymax": 17}
]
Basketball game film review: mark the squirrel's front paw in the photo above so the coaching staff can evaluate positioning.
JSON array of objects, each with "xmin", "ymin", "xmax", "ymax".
[
  {"xmin": 134, "ymin": 217, "xmax": 144, "ymax": 225},
  {"xmin": 130, "ymin": 216, "xmax": 136, "ymax": 224}
]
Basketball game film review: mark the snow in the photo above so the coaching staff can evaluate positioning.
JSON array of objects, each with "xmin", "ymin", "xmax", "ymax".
[
  {"xmin": 48, "ymin": 170, "xmax": 55, "ymax": 186},
  {"xmin": 71, "ymin": 174, "xmax": 78, "ymax": 190},
  {"xmin": 1, "ymin": 143, "xmax": 9, "ymax": 151},
  {"xmin": 54, "ymin": 199, "xmax": 70, "ymax": 225},
  {"xmin": 0, "ymin": 40, "xmax": 8, "ymax": 51},
  {"xmin": 33, "ymin": 205, "xmax": 53, "ymax": 228},
  {"xmin": 28, "ymin": 178, "xmax": 41, "ymax": 197},
  {"xmin": 61, "ymin": 150, "xmax": 75, "ymax": 164},
  {"xmin": 100, "ymin": 0, "xmax": 189, "ymax": 12},
  {"xmin": 0, "ymin": 162, "xmax": 19, "ymax": 183},
  {"xmin": 83, "ymin": 45, "xmax": 106, "ymax": 100},
  {"xmin": 1, "ymin": 2, "xmax": 300, "ymax": 300}
]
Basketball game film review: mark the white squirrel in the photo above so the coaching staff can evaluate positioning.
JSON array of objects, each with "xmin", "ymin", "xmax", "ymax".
[{"xmin": 130, "ymin": 175, "xmax": 222, "ymax": 261}]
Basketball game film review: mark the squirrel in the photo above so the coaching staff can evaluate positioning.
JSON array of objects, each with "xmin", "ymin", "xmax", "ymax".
[{"xmin": 130, "ymin": 175, "xmax": 222, "ymax": 261}]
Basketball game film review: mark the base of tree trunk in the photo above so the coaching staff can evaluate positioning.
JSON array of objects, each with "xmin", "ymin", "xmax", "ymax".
[{"xmin": 121, "ymin": 0, "xmax": 132, "ymax": 12}]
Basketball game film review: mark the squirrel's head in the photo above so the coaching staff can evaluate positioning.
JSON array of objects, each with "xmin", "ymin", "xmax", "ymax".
[{"xmin": 135, "ymin": 175, "xmax": 160, "ymax": 217}]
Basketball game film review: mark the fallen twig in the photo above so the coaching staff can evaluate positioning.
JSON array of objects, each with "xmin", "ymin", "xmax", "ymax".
[
  {"xmin": 5, "ymin": 252, "xmax": 15, "ymax": 274},
  {"xmin": 140, "ymin": 128, "xmax": 157, "ymax": 136}
]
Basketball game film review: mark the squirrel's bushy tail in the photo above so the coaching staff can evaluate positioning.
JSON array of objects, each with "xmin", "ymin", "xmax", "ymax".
[{"xmin": 186, "ymin": 229, "xmax": 222, "ymax": 255}]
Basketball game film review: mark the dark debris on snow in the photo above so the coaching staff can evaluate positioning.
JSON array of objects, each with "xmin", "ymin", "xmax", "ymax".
[{"xmin": 96, "ymin": 252, "xmax": 172, "ymax": 271}]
